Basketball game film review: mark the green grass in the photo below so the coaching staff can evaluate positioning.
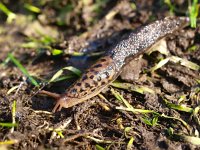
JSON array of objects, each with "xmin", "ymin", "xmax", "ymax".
[
  {"xmin": 0, "ymin": 2, "xmax": 16, "ymax": 23},
  {"xmin": 8, "ymin": 53, "xmax": 39, "ymax": 87},
  {"xmin": 164, "ymin": 0, "xmax": 175, "ymax": 14},
  {"xmin": 163, "ymin": 98, "xmax": 193, "ymax": 113},
  {"xmin": 188, "ymin": 0, "xmax": 199, "ymax": 28},
  {"xmin": 111, "ymin": 82, "xmax": 155, "ymax": 94},
  {"xmin": 96, "ymin": 144, "xmax": 106, "ymax": 150},
  {"xmin": 48, "ymin": 66, "xmax": 82, "ymax": 83},
  {"xmin": 164, "ymin": 0, "xmax": 199, "ymax": 28},
  {"xmin": 24, "ymin": 3, "xmax": 41, "ymax": 13},
  {"xmin": 141, "ymin": 115, "xmax": 159, "ymax": 127},
  {"xmin": 0, "ymin": 122, "xmax": 17, "ymax": 128}
]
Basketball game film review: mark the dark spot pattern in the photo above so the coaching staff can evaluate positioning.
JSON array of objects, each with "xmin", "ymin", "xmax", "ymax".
[
  {"xmin": 94, "ymin": 64, "xmax": 103, "ymax": 68},
  {"xmin": 89, "ymin": 75, "xmax": 94, "ymax": 79},
  {"xmin": 85, "ymin": 83, "xmax": 90, "ymax": 88},
  {"xmin": 63, "ymin": 17, "xmax": 188, "ymax": 100},
  {"xmin": 93, "ymin": 81, "xmax": 98, "ymax": 86},
  {"xmin": 101, "ymin": 82, "xmax": 106, "ymax": 85},
  {"xmin": 91, "ymin": 88, "xmax": 95, "ymax": 92},
  {"xmin": 81, "ymin": 91, "xmax": 87, "ymax": 96},
  {"xmin": 76, "ymin": 82, "xmax": 81, "ymax": 86},
  {"xmin": 70, "ymin": 88, "xmax": 77, "ymax": 94},
  {"xmin": 100, "ymin": 58, "xmax": 106, "ymax": 62},
  {"xmin": 68, "ymin": 56, "xmax": 117, "ymax": 98},
  {"xmin": 80, "ymin": 89, "xmax": 84, "ymax": 92},
  {"xmin": 90, "ymin": 69, "xmax": 95, "ymax": 72},
  {"xmin": 82, "ymin": 75, "xmax": 88, "ymax": 81},
  {"xmin": 94, "ymin": 71, "xmax": 99, "ymax": 75}
]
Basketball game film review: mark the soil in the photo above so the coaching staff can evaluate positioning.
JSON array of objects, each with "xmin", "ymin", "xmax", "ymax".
[{"xmin": 0, "ymin": 0, "xmax": 200, "ymax": 150}]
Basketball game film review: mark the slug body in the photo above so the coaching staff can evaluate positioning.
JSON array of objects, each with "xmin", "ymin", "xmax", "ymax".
[{"xmin": 41, "ymin": 17, "xmax": 189, "ymax": 112}]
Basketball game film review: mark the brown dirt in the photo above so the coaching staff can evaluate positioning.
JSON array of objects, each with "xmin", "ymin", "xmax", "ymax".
[{"xmin": 0, "ymin": 0, "xmax": 200, "ymax": 150}]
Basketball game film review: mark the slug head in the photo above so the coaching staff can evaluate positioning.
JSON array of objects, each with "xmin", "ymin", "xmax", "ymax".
[{"xmin": 52, "ymin": 95, "xmax": 68, "ymax": 112}]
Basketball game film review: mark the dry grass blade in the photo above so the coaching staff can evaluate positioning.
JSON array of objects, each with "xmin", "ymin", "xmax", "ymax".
[
  {"xmin": 116, "ymin": 106, "xmax": 157, "ymax": 114},
  {"xmin": 170, "ymin": 56, "xmax": 200, "ymax": 71},
  {"xmin": 150, "ymin": 58, "xmax": 170, "ymax": 72},
  {"xmin": 161, "ymin": 114, "xmax": 190, "ymax": 130},
  {"xmin": 110, "ymin": 88, "xmax": 133, "ymax": 109},
  {"xmin": 6, "ymin": 86, "xmax": 19, "ymax": 95},
  {"xmin": 10, "ymin": 100, "xmax": 16, "ymax": 133},
  {"xmin": 174, "ymin": 134, "xmax": 200, "ymax": 145},
  {"xmin": 0, "ymin": 140, "xmax": 19, "ymax": 145},
  {"xmin": 111, "ymin": 82, "xmax": 155, "ymax": 94}
]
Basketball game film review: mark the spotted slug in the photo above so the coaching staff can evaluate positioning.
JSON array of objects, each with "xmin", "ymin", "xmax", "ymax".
[{"xmin": 40, "ymin": 16, "xmax": 189, "ymax": 112}]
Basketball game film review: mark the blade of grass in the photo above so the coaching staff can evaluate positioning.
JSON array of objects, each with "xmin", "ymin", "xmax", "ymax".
[
  {"xmin": 49, "ymin": 75, "xmax": 75, "ymax": 83},
  {"xmin": 191, "ymin": 106, "xmax": 200, "ymax": 127},
  {"xmin": 141, "ymin": 115, "xmax": 159, "ymax": 127},
  {"xmin": 65, "ymin": 52, "xmax": 85, "ymax": 56},
  {"xmin": 7, "ymin": 85, "xmax": 19, "ymax": 94},
  {"xmin": 56, "ymin": 131, "xmax": 64, "ymax": 138},
  {"xmin": 8, "ymin": 53, "xmax": 39, "ymax": 86},
  {"xmin": 111, "ymin": 82, "xmax": 155, "ymax": 94},
  {"xmin": 173, "ymin": 134, "xmax": 200, "ymax": 145},
  {"xmin": 10, "ymin": 100, "xmax": 16, "ymax": 133},
  {"xmin": 49, "ymin": 117, "xmax": 72, "ymax": 140},
  {"xmin": 21, "ymin": 42, "xmax": 39, "ymax": 48},
  {"xmin": 187, "ymin": 45, "xmax": 199, "ymax": 52},
  {"xmin": 51, "ymin": 49, "xmax": 63, "ymax": 56},
  {"xmin": 163, "ymin": 98, "xmax": 193, "ymax": 113},
  {"xmin": 0, "ymin": 123, "xmax": 17, "ymax": 127},
  {"xmin": 96, "ymin": 144, "xmax": 105, "ymax": 150},
  {"xmin": 164, "ymin": 0, "xmax": 175, "ymax": 14},
  {"xmin": 150, "ymin": 58, "xmax": 170, "ymax": 72},
  {"xmin": 63, "ymin": 66, "xmax": 82, "ymax": 76},
  {"xmin": 0, "ymin": 2, "xmax": 16, "ymax": 23},
  {"xmin": 182, "ymin": 135, "xmax": 200, "ymax": 145},
  {"xmin": 97, "ymin": 94, "xmax": 111, "ymax": 111},
  {"xmin": 49, "ymin": 69, "xmax": 64, "ymax": 83},
  {"xmin": 124, "ymin": 127, "xmax": 133, "ymax": 138},
  {"xmin": 161, "ymin": 114, "xmax": 190, "ymax": 130},
  {"xmin": 110, "ymin": 88, "xmax": 133, "ymax": 109},
  {"xmin": 24, "ymin": 3, "xmax": 41, "ymax": 13},
  {"xmin": 141, "ymin": 117, "xmax": 153, "ymax": 126},
  {"xmin": 116, "ymin": 106, "xmax": 158, "ymax": 115},
  {"xmin": 152, "ymin": 115, "xmax": 159, "ymax": 126},
  {"xmin": 117, "ymin": 118, "xmax": 124, "ymax": 130},
  {"xmin": 193, "ymin": 106, "xmax": 200, "ymax": 115},
  {"xmin": 188, "ymin": 0, "xmax": 199, "ymax": 28},
  {"xmin": 150, "ymin": 55, "xmax": 200, "ymax": 72},
  {"xmin": 0, "ymin": 140, "xmax": 18, "ymax": 145},
  {"xmin": 48, "ymin": 66, "xmax": 81, "ymax": 83},
  {"xmin": 170, "ymin": 56, "xmax": 200, "ymax": 71},
  {"xmin": 86, "ymin": 136, "xmax": 115, "ymax": 144},
  {"xmin": 127, "ymin": 137, "xmax": 134, "ymax": 150}
]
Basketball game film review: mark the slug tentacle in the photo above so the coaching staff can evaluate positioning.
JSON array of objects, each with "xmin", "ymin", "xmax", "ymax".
[
  {"xmin": 39, "ymin": 90, "xmax": 60, "ymax": 99},
  {"xmin": 52, "ymin": 96, "xmax": 66, "ymax": 112},
  {"xmin": 40, "ymin": 16, "xmax": 190, "ymax": 112}
]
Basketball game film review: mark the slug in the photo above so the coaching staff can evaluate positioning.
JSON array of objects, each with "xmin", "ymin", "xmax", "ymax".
[{"xmin": 40, "ymin": 16, "xmax": 189, "ymax": 112}]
